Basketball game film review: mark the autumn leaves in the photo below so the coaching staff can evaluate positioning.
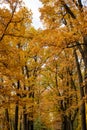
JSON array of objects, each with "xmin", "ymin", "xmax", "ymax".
[{"xmin": 0, "ymin": 0, "xmax": 87, "ymax": 130}]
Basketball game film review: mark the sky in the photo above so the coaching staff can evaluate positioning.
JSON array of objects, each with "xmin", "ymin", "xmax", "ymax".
[{"xmin": 23, "ymin": 0, "xmax": 43, "ymax": 29}]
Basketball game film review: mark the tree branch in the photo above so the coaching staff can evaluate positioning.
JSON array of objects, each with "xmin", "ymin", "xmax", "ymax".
[
  {"xmin": 78, "ymin": 0, "xmax": 83, "ymax": 8},
  {"xmin": 61, "ymin": 0, "xmax": 76, "ymax": 19},
  {"xmin": 4, "ymin": 33, "xmax": 33, "ymax": 39},
  {"xmin": 0, "ymin": 1, "xmax": 18, "ymax": 41},
  {"xmin": 66, "ymin": 43, "xmax": 87, "ymax": 48}
]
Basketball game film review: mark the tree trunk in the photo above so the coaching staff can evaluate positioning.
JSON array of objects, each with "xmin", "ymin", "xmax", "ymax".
[
  {"xmin": 14, "ymin": 105, "xmax": 19, "ymax": 130},
  {"xmin": 23, "ymin": 109, "xmax": 28, "ymax": 130},
  {"xmin": 62, "ymin": 116, "xmax": 73, "ymax": 130},
  {"xmin": 14, "ymin": 80, "xmax": 20, "ymax": 130},
  {"xmin": 28, "ymin": 120, "xmax": 34, "ymax": 130},
  {"xmin": 83, "ymin": 35, "xmax": 87, "ymax": 94},
  {"xmin": 5, "ymin": 108, "xmax": 10, "ymax": 130},
  {"xmin": 74, "ymin": 49, "xmax": 86, "ymax": 130}
]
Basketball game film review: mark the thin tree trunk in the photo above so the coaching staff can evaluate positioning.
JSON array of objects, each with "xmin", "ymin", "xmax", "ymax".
[
  {"xmin": 5, "ymin": 108, "xmax": 10, "ymax": 130},
  {"xmin": 74, "ymin": 49, "xmax": 86, "ymax": 130},
  {"xmin": 23, "ymin": 106, "xmax": 28, "ymax": 130},
  {"xmin": 14, "ymin": 105, "xmax": 19, "ymax": 130},
  {"xmin": 28, "ymin": 120, "xmax": 34, "ymax": 130},
  {"xmin": 14, "ymin": 80, "xmax": 20, "ymax": 130}
]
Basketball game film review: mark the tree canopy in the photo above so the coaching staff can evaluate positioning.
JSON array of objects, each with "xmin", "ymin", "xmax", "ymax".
[{"xmin": 0, "ymin": 0, "xmax": 87, "ymax": 130}]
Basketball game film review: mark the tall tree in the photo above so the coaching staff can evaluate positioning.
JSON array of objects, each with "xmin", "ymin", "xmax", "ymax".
[{"xmin": 40, "ymin": 0, "xmax": 87, "ymax": 130}]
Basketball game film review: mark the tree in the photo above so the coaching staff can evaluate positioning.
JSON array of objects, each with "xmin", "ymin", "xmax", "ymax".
[
  {"xmin": 0, "ymin": 1, "xmax": 34, "ymax": 130},
  {"xmin": 40, "ymin": 0, "xmax": 87, "ymax": 130},
  {"xmin": 0, "ymin": 0, "xmax": 87, "ymax": 130}
]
